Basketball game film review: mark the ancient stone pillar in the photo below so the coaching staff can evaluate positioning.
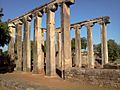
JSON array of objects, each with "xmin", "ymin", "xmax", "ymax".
[
  {"xmin": 46, "ymin": 5, "xmax": 58, "ymax": 76},
  {"xmin": 56, "ymin": 32, "xmax": 62, "ymax": 68},
  {"xmin": 100, "ymin": 21, "xmax": 108, "ymax": 65},
  {"xmin": 41, "ymin": 29, "xmax": 44, "ymax": 69},
  {"xmin": 8, "ymin": 23, "xmax": 15, "ymax": 61},
  {"xmin": 86, "ymin": 23, "xmax": 94, "ymax": 68},
  {"xmin": 61, "ymin": 3, "xmax": 72, "ymax": 70},
  {"xmin": 16, "ymin": 21, "xmax": 23, "ymax": 71},
  {"xmin": 23, "ymin": 15, "xmax": 32, "ymax": 72},
  {"xmin": 75, "ymin": 26, "xmax": 81, "ymax": 67},
  {"xmin": 33, "ymin": 12, "xmax": 44, "ymax": 74}
]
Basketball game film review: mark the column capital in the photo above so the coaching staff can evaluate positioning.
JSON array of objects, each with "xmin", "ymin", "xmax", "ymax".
[
  {"xmin": 13, "ymin": 19, "xmax": 23, "ymax": 25},
  {"xmin": 85, "ymin": 22, "xmax": 94, "ymax": 29},
  {"xmin": 98, "ymin": 19, "xmax": 110, "ymax": 25},
  {"xmin": 73, "ymin": 25, "xmax": 82, "ymax": 30},
  {"xmin": 23, "ymin": 15, "xmax": 33, "ymax": 22},
  {"xmin": 98, "ymin": 20, "xmax": 105, "ymax": 25},
  {"xmin": 8, "ymin": 23, "xmax": 16, "ymax": 28},
  {"xmin": 35, "ymin": 11, "xmax": 43, "ymax": 17},
  {"xmin": 47, "ymin": 4, "xmax": 58, "ymax": 12}
]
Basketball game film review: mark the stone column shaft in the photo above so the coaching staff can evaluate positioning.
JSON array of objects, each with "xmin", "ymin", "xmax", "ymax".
[
  {"xmin": 33, "ymin": 14, "xmax": 44, "ymax": 74},
  {"xmin": 41, "ymin": 30, "xmax": 44, "ymax": 69},
  {"xmin": 23, "ymin": 17, "xmax": 31, "ymax": 72},
  {"xmin": 56, "ymin": 32, "xmax": 62, "ymax": 68},
  {"xmin": 46, "ymin": 9, "xmax": 56, "ymax": 76},
  {"xmin": 8, "ymin": 25, "xmax": 15, "ymax": 61},
  {"xmin": 16, "ymin": 23, "xmax": 22, "ymax": 71},
  {"xmin": 61, "ymin": 3, "xmax": 72, "ymax": 70},
  {"xmin": 100, "ymin": 23, "xmax": 108, "ymax": 65},
  {"xmin": 87, "ymin": 24, "xmax": 94, "ymax": 68},
  {"xmin": 75, "ymin": 27, "xmax": 81, "ymax": 67}
]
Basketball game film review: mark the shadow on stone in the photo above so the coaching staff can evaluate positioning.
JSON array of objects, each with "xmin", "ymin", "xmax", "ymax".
[{"xmin": 0, "ymin": 55, "xmax": 15, "ymax": 74}]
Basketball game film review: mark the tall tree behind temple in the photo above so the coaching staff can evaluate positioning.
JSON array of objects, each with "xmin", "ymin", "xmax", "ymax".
[
  {"xmin": 71, "ymin": 37, "xmax": 87, "ymax": 51},
  {"xmin": 0, "ymin": 8, "xmax": 4, "ymax": 22},
  {"xmin": 94, "ymin": 39, "xmax": 120, "ymax": 62},
  {"xmin": 0, "ymin": 8, "xmax": 10, "ymax": 47}
]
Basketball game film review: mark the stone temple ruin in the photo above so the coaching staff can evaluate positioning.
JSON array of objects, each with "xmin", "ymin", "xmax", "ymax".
[{"xmin": 8, "ymin": 0, "xmax": 110, "ymax": 77}]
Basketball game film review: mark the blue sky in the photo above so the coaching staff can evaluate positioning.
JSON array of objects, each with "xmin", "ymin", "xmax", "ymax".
[{"xmin": 0, "ymin": 0, "xmax": 120, "ymax": 50}]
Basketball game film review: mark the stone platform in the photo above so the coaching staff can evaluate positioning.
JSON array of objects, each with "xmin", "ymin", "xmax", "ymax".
[{"xmin": 0, "ymin": 72, "xmax": 119, "ymax": 90}]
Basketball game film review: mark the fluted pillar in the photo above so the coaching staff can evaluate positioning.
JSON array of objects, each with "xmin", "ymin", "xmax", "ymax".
[
  {"xmin": 75, "ymin": 26, "xmax": 81, "ymax": 67},
  {"xmin": 56, "ymin": 32, "xmax": 62, "ymax": 68},
  {"xmin": 16, "ymin": 21, "xmax": 23, "ymax": 71},
  {"xmin": 99, "ymin": 21, "xmax": 108, "ymax": 65},
  {"xmin": 33, "ymin": 12, "xmax": 44, "ymax": 74},
  {"xmin": 8, "ymin": 23, "xmax": 15, "ymax": 61},
  {"xmin": 46, "ymin": 5, "xmax": 57, "ymax": 76},
  {"xmin": 23, "ymin": 15, "xmax": 32, "ymax": 72},
  {"xmin": 86, "ymin": 23, "xmax": 94, "ymax": 68},
  {"xmin": 61, "ymin": 3, "xmax": 72, "ymax": 70}
]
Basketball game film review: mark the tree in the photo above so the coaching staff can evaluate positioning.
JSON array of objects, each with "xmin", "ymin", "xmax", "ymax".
[
  {"xmin": 0, "ymin": 8, "xmax": 4, "ymax": 22},
  {"xmin": 108, "ymin": 39, "xmax": 120, "ymax": 61},
  {"xmin": 94, "ymin": 39, "xmax": 120, "ymax": 62},
  {"xmin": 71, "ymin": 38, "xmax": 75, "ymax": 51},
  {"xmin": 71, "ymin": 37, "xmax": 87, "ymax": 51},
  {"xmin": 94, "ymin": 44, "xmax": 101, "ymax": 58},
  {"xmin": 0, "ymin": 22, "xmax": 10, "ymax": 47},
  {"xmin": 0, "ymin": 8, "xmax": 10, "ymax": 47},
  {"xmin": 81, "ymin": 37, "xmax": 87, "ymax": 50}
]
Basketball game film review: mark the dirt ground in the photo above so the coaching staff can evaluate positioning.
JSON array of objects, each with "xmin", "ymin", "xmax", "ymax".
[{"xmin": 0, "ymin": 72, "xmax": 119, "ymax": 90}]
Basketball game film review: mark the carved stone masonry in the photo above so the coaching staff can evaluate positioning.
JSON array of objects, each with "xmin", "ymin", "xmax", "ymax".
[
  {"xmin": 33, "ymin": 11, "xmax": 44, "ymax": 74},
  {"xmin": 23, "ymin": 15, "xmax": 32, "ymax": 72},
  {"xmin": 99, "ymin": 21, "xmax": 108, "ymax": 66},
  {"xmin": 8, "ymin": 23, "xmax": 15, "ymax": 61},
  {"xmin": 61, "ymin": 2, "xmax": 72, "ymax": 71},
  {"xmin": 74, "ymin": 26, "xmax": 82, "ymax": 67},
  {"xmin": 46, "ymin": 4, "xmax": 58, "ymax": 76},
  {"xmin": 15, "ymin": 20, "xmax": 23, "ymax": 71},
  {"xmin": 85, "ymin": 23, "xmax": 94, "ymax": 68}
]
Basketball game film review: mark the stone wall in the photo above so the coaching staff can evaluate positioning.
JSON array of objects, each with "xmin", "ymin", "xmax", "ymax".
[{"xmin": 65, "ymin": 68, "xmax": 120, "ymax": 88}]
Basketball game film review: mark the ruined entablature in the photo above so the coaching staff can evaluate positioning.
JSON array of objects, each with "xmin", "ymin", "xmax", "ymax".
[{"xmin": 9, "ymin": 0, "xmax": 74, "ymax": 24}]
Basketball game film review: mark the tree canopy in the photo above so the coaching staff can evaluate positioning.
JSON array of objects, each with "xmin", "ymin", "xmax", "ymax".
[
  {"xmin": 94, "ymin": 39, "xmax": 120, "ymax": 62},
  {"xmin": 71, "ymin": 37, "xmax": 87, "ymax": 51},
  {"xmin": 0, "ymin": 22, "xmax": 10, "ymax": 47},
  {"xmin": 0, "ymin": 8, "xmax": 10, "ymax": 47}
]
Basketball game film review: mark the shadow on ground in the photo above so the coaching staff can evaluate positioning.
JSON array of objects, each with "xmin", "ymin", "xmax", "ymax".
[{"xmin": 0, "ymin": 55, "xmax": 15, "ymax": 74}]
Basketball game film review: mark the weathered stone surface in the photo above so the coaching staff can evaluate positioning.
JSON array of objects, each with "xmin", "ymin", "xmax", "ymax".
[
  {"xmin": 8, "ymin": 24, "xmax": 15, "ymax": 61},
  {"xmin": 56, "ymin": 32, "xmax": 62, "ymax": 68},
  {"xmin": 104, "ymin": 64, "xmax": 120, "ymax": 69},
  {"xmin": 46, "ymin": 9, "xmax": 56, "ymax": 76},
  {"xmin": 100, "ymin": 22, "xmax": 108, "ymax": 65},
  {"xmin": 65, "ymin": 68, "xmax": 120, "ymax": 88},
  {"xmin": 61, "ymin": 2, "xmax": 72, "ymax": 70},
  {"xmin": 33, "ymin": 13, "xmax": 44, "ymax": 74},
  {"xmin": 16, "ymin": 23, "xmax": 22, "ymax": 71},
  {"xmin": 75, "ymin": 26, "xmax": 81, "ymax": 67},
  {"xmin": 86, "ymin": 23, "xmax": 94, "ymax": 68},
  {"xmin": 23, "ymin": 16, "xmax": 31, "ymax": 72}
]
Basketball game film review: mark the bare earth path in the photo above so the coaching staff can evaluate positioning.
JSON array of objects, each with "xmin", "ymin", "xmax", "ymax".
[{"xmin": 0, "ymin": 72, "xmax": 119, "ymax": 90}]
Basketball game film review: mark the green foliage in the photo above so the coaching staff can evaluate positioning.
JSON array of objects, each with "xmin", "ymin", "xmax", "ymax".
[
  {"xmin": 108, "ymin": 39, "xmax": 120, "ymax": 61},
  {"xmin": 0, "ymin": 22, "xmax": 10, "ymax": 47},
  {"xmin": 71, "ymin": 37, "xmax": 87, "ymax": 51},
  {"xmin": 71, "ymin": 38, "xmax": 75, "ymax": 50},
  {"xmin": 94, "ymin": 39, "xmax": 120, "ymax": 62},
  {"xmin": 94, "ymin": 44, "xmax": 101, "ymax": 58},
  {"xmin": 81, "ymin": 37, "xmax": 87, "ymax": 50}
]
